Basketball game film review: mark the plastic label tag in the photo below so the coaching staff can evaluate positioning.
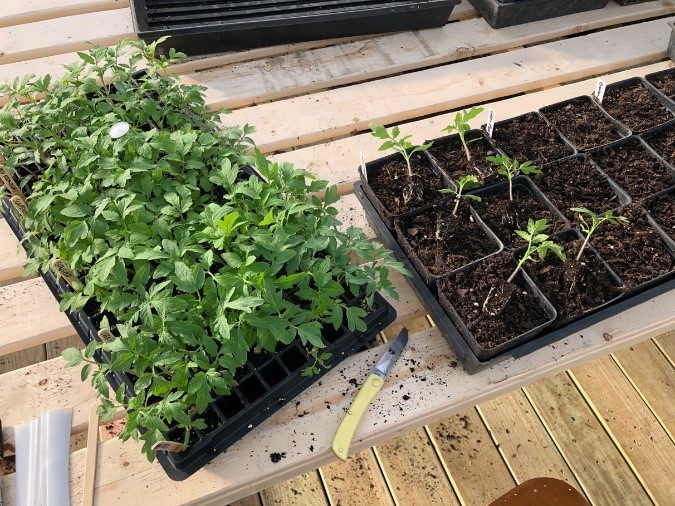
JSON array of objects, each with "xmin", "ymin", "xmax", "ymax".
[
  {"xmin": 485, "ymin": 108, "xmax": 496, "ymax": 138},
  {"xmin": 51, "ymin": 259, "xmax": 79, "ymax": 287},
  {"xmin": 151, "ymin": 441, "xmax": 184, "ymax": 453},
  {"xmin": 594, "ymin": 78, "xmax": 607, "ymax": 103},
  {"xmin": 0, "ymin": 168, "xmax": 23, "ymax": 197},
  {"xmin": 359, "ymin": 151, "xmax": 368, "ymax": 182},
  {"xmin": 97, "ymin": 329, "xmax": 114, "ymax": 343},
  {"xmin": 9, "ymin": 195, "xmax": 27, "ymax": 217}
]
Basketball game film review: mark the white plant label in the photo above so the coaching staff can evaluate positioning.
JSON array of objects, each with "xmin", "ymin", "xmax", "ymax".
[
  {"xmin": 151, "ymin": 441, "xmax": 185, "ymax": 453},
  {"xmin": 485, "ymin": 108, "xmax": 496, "ymax": 138},
  {"xmin": 109, "ymin": 121, "xmax": 130, "ymax": 139},
  {"xmin": 594, "ymin": 78, "xmax": 607, "ymax": 103},
  {"xmin": 97, "ymin": 329, "xmax": 115, "ymax": 342},
  {"xmin": 359, "ymin": 151, "xmax": 368, "ymax": 181}
]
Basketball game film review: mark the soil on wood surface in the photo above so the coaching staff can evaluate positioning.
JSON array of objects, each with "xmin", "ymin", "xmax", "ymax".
[
  {"xmin": 646, "ymin": 71, "xmax": 675, "ymax": 101},
  {"xmin": 101, "ymin": 418, "xmax": 127, "ymax": 441},
  {"xmin": 490, "ymin": 112, "xmax": 574, "ymax": 167},
  {"xmin": 0, "ymin": 455, "xmax": 16, "ymax": 476},
  {"xmin": 397, "ymin": 207, "xmax": 500, "ymax": 277},
  {"xmin": 600, "ymin": 81, "xmax": 673, "ymax": 132},
  {"xmin": 647, "ymin": 190, "xmax": 675, "ymax": 241},
  {"xmin": 367, "ymin": 153, "xmax": 447, "ymax": 216},
  {"xmin": 428, "ymin": 132, "xmax": 500, "ymax": 184},
  {"xmin": 591, "ymin": 207, "xmax": 675, "ymax": 289},
  {"xmin": 541, "ymin": 97, "xmax": 622, "ymax": 150},
  {"xmin": 471, "ymin": 185, "xmax": 567, "ymax": 249},
  {"xmin": 522, "ymin": 237, "xmax": 623, "ymax": 322},
  {"xmin": 532, "ymin": 156, "xmax": 622, "ymax": 221},
  {"xmin": 590, "ymin": 139, "xmax": 674, "ymax": 201},
  {"xmin": 643, "ymin": 124, "xmax": 675, "ymax": 167},
  {"xmin": 438, "ymin": 254, "xmax": 550, "ymax": 350}
]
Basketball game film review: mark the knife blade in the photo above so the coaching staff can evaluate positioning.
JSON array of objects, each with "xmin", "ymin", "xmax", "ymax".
[{"xmin": 332, "ymin": 328, "xmax": 409, "ymax": 461}]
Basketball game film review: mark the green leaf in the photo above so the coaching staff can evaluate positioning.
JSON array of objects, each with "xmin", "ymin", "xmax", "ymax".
[
  {"xmin": 297, "ymin": 322, "xmax": 324, "ymax": 348},
  {"xmin": 62, "ymin": 347, "xmax": 82, "ymax": 367},
  {"xmin": 60, "ymin": 203, "xmax": 90, "ymax": 218},
  {"xmin": 77, "ymin": 51, "xmax": 96, "ymax": 64}
]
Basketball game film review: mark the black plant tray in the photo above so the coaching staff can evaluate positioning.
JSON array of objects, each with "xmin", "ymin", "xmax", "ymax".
[
  {"xmin": 1, "ymin": 196, "xmax": 396, "ymax": 480},
  {"xmin": 468, "ymin": 0, "xmax": 609, "ymax": 29},
  {"xmin": 354, "ymin": 182, "xmax": 675, "ymax": 373},
  {"xmin": 130, "ymin": 0, "xmax": 460, "ymax": 56}
]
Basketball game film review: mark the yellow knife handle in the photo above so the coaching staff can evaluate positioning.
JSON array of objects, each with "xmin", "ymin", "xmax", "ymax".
[{"xmin": 332, "ymin": 373, "xmax": 384, "ymax": 461}]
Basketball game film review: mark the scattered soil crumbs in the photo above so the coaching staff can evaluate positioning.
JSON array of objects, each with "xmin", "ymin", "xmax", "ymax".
[
  {"xmin": 600, "ymin": 80, "xmax": 673, "ymax": 132},
  {"xmin": 438, "ymin": 254, "xmax": 550, "ymax": 350},
  {"xmin": 532, "ymin": 156, "xmax": 622, "ymax": 221},
  {"xmin": 591, "ymin": 207, "xmax": 675, "ymax": 289},
  {"xmin": 471, "ymin": 184, "xmax": 566, "ymax": 249},
  {"xmin": 490, "ymin": 112, "xmax": 574, "ymax": 167},
  {"xmin": 0, "ymin": 455, "xmax": 16, "ymax": 476},
  {"xmin": 590, "ymin": 138, "xmax": 674, "ymax": 201},
  {"xmin": 646, "ymin": 190, "xmax": 675, "ymax": 241},
  {"xmin": 428, "ymin": 131, "xmax": 500, "ymax": 184},
  {"xmin": 270, "ymin": 452, "xmax": 287, "ymax": 463},
  {"xmin": 541, "ymin": 96, "xmax": 622, "ymax": 150},
  {"xmin": 397, "ymin": 207, "xmax": 500, "ymax": 278},
  {"xmin": 367, "ymin": 152, "xmax": 447, "ymax": 216},
  {"xmin": 523, "ymin": 237, "xmax": 623, "ymax": 322}
]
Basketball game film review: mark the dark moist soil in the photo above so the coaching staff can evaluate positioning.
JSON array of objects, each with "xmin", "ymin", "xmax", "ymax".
[
  {"xmin": 522, "ymin": 237, "xmax": 623, "ymax": 322},
  {"xmin": 428, "ymin": 132, "xmax": 501, "ymax": 184},
  {"xmin": 647, "ymin": 191, "xmax": 675, "ymax": 241},
  {"xmin": 647, "ymin": 72, "xmax": 675, "ymax": 101},
  {"xmin": 591, "ymin": 207, "xmax": 675, "ymax": 289},
  {"xmin": 531, "ymin": 156, "xmax": 621, "ymax": 221},
  {"xmin": 438, "ymin": 254, "xmax": 550, "ymax": 350},
  {"xmin": 600, "ymin": 81, "xmax": 673, "ymax": 132},
  {"xmin": 471, "ymin": 185, "xmax": 567, "ymax": 249},
  {"xmin": 397, "ymin": 207, "xmax": 500, "ymax": 277},
  {"xmin": 490, "ymin": 112, "xmax": 574, "ymax": 167},
  {"xmin": 590, "ymin": 139, "xmax": 674, "ymax": 201},
  {"xmin": 542, "ymin": 97, "xmax": 622, "ymax": 150},
  {"xmin": 644, "ymin": 124, "xmax": 675, "ymax": 167},
  {"xmin": 367, "ymin": 153, "xmax": 446, "ymax": 216},
  {"xmin": 0, "ymin": 455, "xmax": 16, "ymax": 476}
]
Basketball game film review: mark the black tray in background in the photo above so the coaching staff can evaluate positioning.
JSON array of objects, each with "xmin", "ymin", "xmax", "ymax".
[
  {"xmin": 1, "ymin": 196, "xmax": 397, "ymax": 480},
  {"xmin": 354, "ymin": 182, "xmax": 675, "ymax": 373},
  {"xmin": 130, "ymin": 0, "xmax": 460, "ymax": 56},
  {"xmin": 468, "ymin": 0, "xmax": 609, "ymax": 29}
]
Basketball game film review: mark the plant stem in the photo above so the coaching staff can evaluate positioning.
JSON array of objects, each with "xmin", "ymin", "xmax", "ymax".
[
  {"xmin": 508, "ymin": 178, "xmax": 513, "ymax": 201},
  {"xmin": 575, "ymin": 235, "xmax": 590, "ymax": 262},
  {"xmin": 404, "ymin": 156, "xmax": 413, "ymax": 179},
  {"xmin": 452, "ymin": 196, "xmax": 460, "ymax": 216},
  {"xmin": 462, "ymin": 141, "xmax": 472, "ymax": 162}
]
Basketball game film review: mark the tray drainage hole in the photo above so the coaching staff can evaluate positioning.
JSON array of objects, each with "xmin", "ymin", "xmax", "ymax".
[
  {"xmin": 239, "ymin": 376, "xmax": 266, "ymax": 403},
  {"xmin": 215, "ymin": 394, "xmax": 245, "ymax": 420},
  {"xmin": 281, "ymin": 346, "xmax": 306, "ymax": 372},
  {"xmin": 260, "ymin": 361, "xmax": 287, "ymax": 386}
]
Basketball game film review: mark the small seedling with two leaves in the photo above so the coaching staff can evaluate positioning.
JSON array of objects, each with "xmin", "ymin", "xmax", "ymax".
[
  {"xmin": 440, "ymin": 175, "xmax": 483, "ymax": 216},
  {"xmin": 571, "ymin": 207, "xmax": 629, "ymax": 261},
  {"xmin": 442, "ymin": 106, "xmax": 484, "ymax": 162},
  {"xmin": 509, "ymin": 218, "xmax": 566, "ymax": 283},
  {"xmin": 369, "ymin": 123, "xmax": 432, "ymax": 179},
  {"xmin": 486, "ymin": 154, "xmax": 540, "ymax": 201}
]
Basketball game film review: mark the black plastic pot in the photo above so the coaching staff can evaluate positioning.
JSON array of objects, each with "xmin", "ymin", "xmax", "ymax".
[
  {"xmin": 437, "ymin": 253, "xmax": 557, "ymax": 361},
  {"xmin": 514, "ymin": 229, "xmax": 624, "ymax": 328},
  {"xmin": 539, "ymin": 95, "xmax": 631, "ymax": 152},
  {"xmin": 614, "ymin": 0, "xmax": 654, "ymax": 4},
  {"xmin": 644, "ymin": 187, "xmax": 675, "ymax": 249},
  {"xmin": 393, "ymin": 201, "xmax": 503, "ymax": 287},
  {"xmin": 1, "ymin": 194, "xmax": 397, "ymax": 480},
  {"xmin": 486, "ymin": 111, "xmax": 576, "ymax": 168},
  {"xmin": 467, "ymin": 0, "xmax": 609, "ymax": 29},
  {"xmin": 359, "ymin": 150, "xmax": 454, "ymax": 230},
  {"xmin": 593, "ymin": 77, "xmax": 675, "ymax": 134},
  {"xmin": 130, "ymin": 0, "xmax": 460, "ymax": 56},
  {"xmin": 644, "ymin": 67, "xmax": 675, "ymax": 108},
  {"xmin": 640, "ymin": 119, "xmax": 675, "ymax": 170},
  {"xmin": 469, "ymin": 175, "xmax": 569, "ymax": 249}
]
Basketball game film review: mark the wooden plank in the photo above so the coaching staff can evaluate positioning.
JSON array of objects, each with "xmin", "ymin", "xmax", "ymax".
[
  {"xmin": 260, "ymin": 471, "xmax": 328, "ymax": 506},
  {"xmin": 569, "ymin": 357, "xmax": 675, "ymax": 504},
  {"xmin": 612, "ymin": 339, "xmax": 675, "ymax": 440},
  {"xmin": 0, "ymin": 277, "xmax": 73, "ymax": 356},
  {"xmin": 228, "ymin": 494, "xmax": 263, "ymax": 506},
  {"xmin": 270, "ymin": 60, "xmax": 674, "ymax": 196},
  {"xmin": 476, "ymin": 391, "xmax": 584, "ymax": 493},
  {"xmin": 0, "ymin": 344, "xmax": 46, "ymax": 374},
  {"xmin": 375, "ymin": 429, "xmax": 459, "ymax": 505},
  {"xmin": 190, "ymin": 1, "xmax": 674, "ymax": 110},
  {"xmin": 226, "ymin": 18, "xmax": 673, "ymax": 153},
  {"xmin": 654, "ymin": 330, "xmax": 675, "ymax": 365},
  {"xmin": 428, "ymin": 409, "xmax": 516, "ymax": 505},
  {"xmin": 524, "ymin": 373, "xmax": 651, "ymax": 505},
  {"xmin": 319, "ymin": 450, "xmax": 394, "ymax": 506},
  {"xmin": 0, "ymin": 9, "xmax": 135, "ymax": 65},
  {"xmin": 0, "ymin": 0, "xmax": 128, "ymax": 28},
  {"xmin": 0, "ymin": 218, "xmax": 26, "ymax": 284}
]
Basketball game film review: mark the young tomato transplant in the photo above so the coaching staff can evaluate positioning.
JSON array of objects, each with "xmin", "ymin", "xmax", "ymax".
[
  {"xmin": 509, "ymin": 218, "xmax": 566, "ymax": 282},
  {"xmin": 440, "ymin": 175, "xmax": 483, "ymax": 216},
  {"xmin": 0, "ymin": 39, "xmax": 407, "ymax": 460},
  {"xmin": 571, "ymin": 207, "xmax": 629, "ymax": 261}
]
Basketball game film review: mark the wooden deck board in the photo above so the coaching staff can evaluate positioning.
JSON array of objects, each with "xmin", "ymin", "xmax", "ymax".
[
  {"xmin": 0, "ymin": 218, "xmax": 26, "ymax": 283},
  {"xmin": 0, "ymin": 0, "xmax": 129, "ymax": 28},
  {"xmin": 524, "ymin": 374, "xmax": 651, "ymax": 505},
  {"xmin": 259, "ymin": 471, "xmax": 327, "ymax": 506},
  {"xmin": 654, "ymin": 331, "xmax": 675, "ymax": 365},
  {"xmin": 570, "ymin": 357, "xmax": 675, "ymax": 504}
]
